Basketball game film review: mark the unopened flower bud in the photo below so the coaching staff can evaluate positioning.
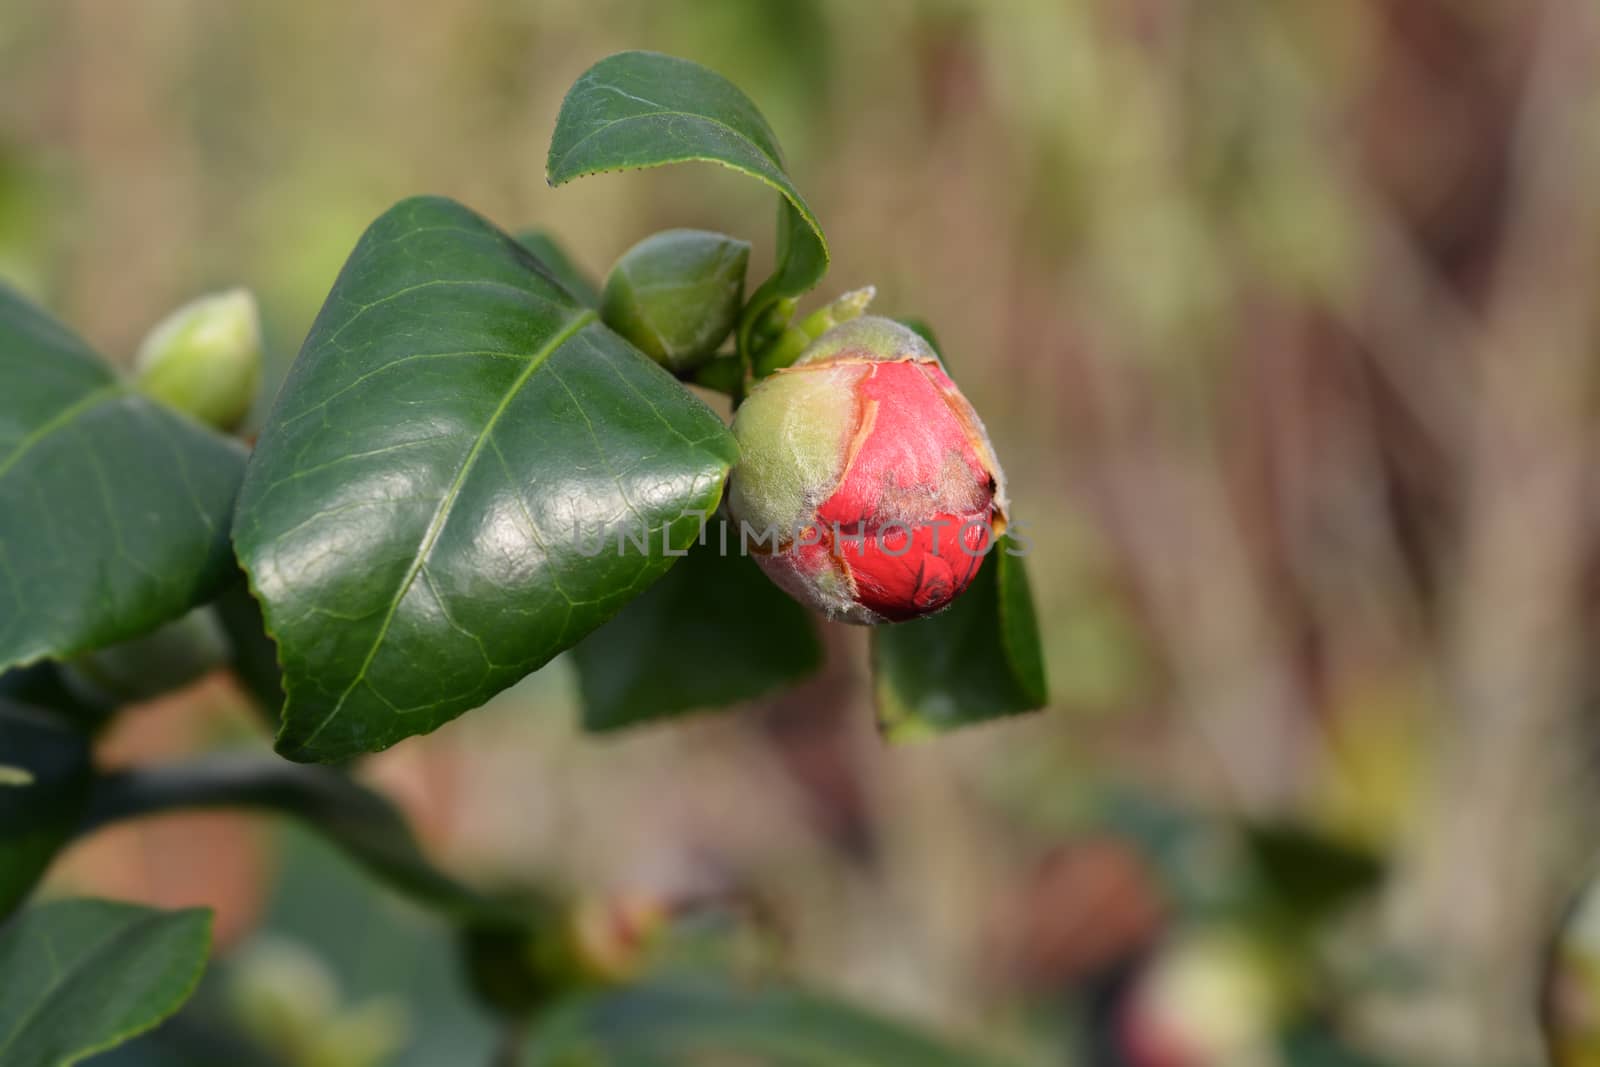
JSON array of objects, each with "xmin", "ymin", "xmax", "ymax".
[
  {"xmin": 727, "ymin": 316, "xmax": 1009, "ymax": 624},
  {"xmin": 601, "ymin": 229, "xmax": 749, "ymax": 373},
  {"xmin": 134, "ymin": 288, "xmax": 263, "ymax": 432}
]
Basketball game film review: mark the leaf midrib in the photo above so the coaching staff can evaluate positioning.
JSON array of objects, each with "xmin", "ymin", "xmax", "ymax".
[
  {"xmin": 0, "ymin": 383, "xmax": 124, "ymax": 484},
  {"xmin": 291, "ymin": 308, "xmax": 599, "ymax": 750},
  {"xmin": 0, "ymin": 907, "xmax": 206, "ymax": 1064}
]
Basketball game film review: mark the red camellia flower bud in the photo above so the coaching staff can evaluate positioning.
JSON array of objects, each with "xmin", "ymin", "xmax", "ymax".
[{"xmin": 727, "ymin": 316, "xmax": 1009, "ymax": 624}]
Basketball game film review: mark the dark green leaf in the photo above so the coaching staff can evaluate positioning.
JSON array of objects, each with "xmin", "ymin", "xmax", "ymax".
[
  {"xmin": 80, "ymin": 754, "xmax": 524, "ymax": 927},
  {"xmin": 0, "ymin": 662, "xmax": 112, "ymax": 730},
  {"xmin": 516, "ymin": 229, "xmax": 601, "ymax": 308},
  {"xmin": 0, "ymin": 898, "xmax": 212, "ymax": 1067},
  {"xmin": 547, "ymin": 52, "xmax": 829, "ymax": 362},
  {"xmin": 1280, "ymin": 1026, "xmax": 1402, "ymax": 1067},
  {"xmin": 0, "ymin": 283, "xmax": 247, "ymax": 672},
  {"xmin": 213, "ymin": 575, "xmax": 284, "ymax": 722},
  {"xmin": 873, "ymin": 535, "xmax": 1049, "ymax": 739},
  {"xmin": 0, "ymin": 702, "xmax": 91, "ymax": 919},
  {"xmin": 1242, "ymin": 822, "xmax": 1383, "ymax": 935},
  {"xmin": 59, "ymin": 608, "xmax": 229, "ymax": 707},
  {"xmin": 523, "ymin": 979, "xmax": 1017, "ymax": 1067},
  {"xmin": 232, "ymin": 196, "xmax": 738, "ymax": 763},
  {"xmin": 571, "ymin": 539, "xmax": 822, "ymax": 731}
]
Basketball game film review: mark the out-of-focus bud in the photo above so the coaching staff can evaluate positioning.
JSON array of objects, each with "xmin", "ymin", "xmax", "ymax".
[
  {"xmin": 727, "ymin": 316, "xmax": 1009, "ymax": 624},
  {"xmin": 134, "ymin": 288, "xmax": 263, "ymax": 432},
  {"xmin": 601, "ymin": 229, "xmax": 749, "ymax": 373},
  {"xmin": 570, "ymin": 892, "xmax": 668, "ymax": 984},
  {"xmin": 1119, "ymin": 930, "xmax": 1287, "ymax": 1067},
  {"xmin": 228, "ymin": 936, "xmax": 409, "ymax": 1067},
  {"xmin": 461, "ymin": 891, "xmax": 668, "ymax": 1019}
]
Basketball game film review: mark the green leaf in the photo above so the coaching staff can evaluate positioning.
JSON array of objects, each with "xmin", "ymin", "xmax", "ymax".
[
  {"xmin": 0, "ymin": 662, "xmax": 112, "ymax": 730},
  {"xmin": 58, "ymin": 607, "xmax": 229, "ymax": 707},
  {"xmin": 213, "ymin": 574, "xmax": 285, "ymax": 722},
  {"xmin": 570, "ymin": 539, "xmax": 822, "ymax": 732},
  {"xmin": 0, "ymin": 898, "xmax": 212, "ymax": 1067},
  {"xmin": 516, "ymin": 229, "xmax": 602, "ymax": 308},
  {"xmin": 523, "ymin": 979, "xmax": 1016, "ymax": 1067},
  {"xmin": 547, "ymin": 51, "xmax": 829, "ymax": 365},
  {"xmin": 80, "ymin": 754, "xmax": 524, "ymax": 927},
  {"xmin": 0, "ymin": 283, "xmax": 247, "ymax": 672},
  {"xmin": 232, "ymin": 196, "xmax": 738, "ymax": 763},
  {"xmin": 873, "ymin": 535, "xmax": 1049, "ymax": 739},
  {"xmin": 0, "ymin": 702, "xmax": 91, "ymax": 920}
]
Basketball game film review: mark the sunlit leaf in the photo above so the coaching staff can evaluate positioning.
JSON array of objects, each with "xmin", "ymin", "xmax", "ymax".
[{"xmin": 233, "ymin": 197, "xmax": 738, "ymax": 762}]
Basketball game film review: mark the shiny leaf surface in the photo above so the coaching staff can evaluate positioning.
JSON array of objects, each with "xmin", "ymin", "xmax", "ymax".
[
  {"xmin": 0, "ymin": 283, "xmax": 246, "ymax": 671},
  {"xmin": 232, "ymin": 197, "xmax": 738, "ymax": 762}
]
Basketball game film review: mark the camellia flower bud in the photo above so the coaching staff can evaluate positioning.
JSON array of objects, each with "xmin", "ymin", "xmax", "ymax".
[
  {"xmin": 601, "ymin": 229, "xmax": 749, "ymax": 374},
  {"xmin": 134, "ymin": 287, "xmax": 263, "ymax": 432},
  {"xmin": 727, "ymin": 316, "xmax": 1009, "ymax": 624}
]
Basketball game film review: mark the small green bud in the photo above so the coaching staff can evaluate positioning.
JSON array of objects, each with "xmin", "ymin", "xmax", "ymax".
[
  {"xmin": 460, "ymin": 892, "xmax": 666, "ymax": 1020},
  {"xmin": 134, "ymin": 288, "xmax": 263, "ymax": 432},
  {"xmin": 601, "ymin": 229, "xmax": 749, "ymax": 373}
]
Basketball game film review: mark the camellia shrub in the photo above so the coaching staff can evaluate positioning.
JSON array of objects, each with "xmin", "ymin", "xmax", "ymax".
[{"xmin": 0, "ymin": 52, "xmax": 1046, "ymax": 1064}]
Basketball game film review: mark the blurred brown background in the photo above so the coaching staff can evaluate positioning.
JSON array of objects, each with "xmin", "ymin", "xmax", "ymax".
[{"xmin": 7, "ymin": 2, "xmax": 1600, "ymax": 1066}]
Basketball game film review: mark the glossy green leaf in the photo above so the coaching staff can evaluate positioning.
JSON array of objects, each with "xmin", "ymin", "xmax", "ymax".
[
  {"xmin": 873, "ymin": 535, "xmax": 1049, "ymax": 739},
  {"xmin": 516, "ymin": 229, "xmax": 601, "ymax": 308},
  {"xmin": 232, "ymin": 196, "xmax": 738, "ymax": 763},
  {"xmin": 523, "ymin": 979, "xmax": 1016, "ymax": 1067},
  {"xmin": 547, "ymin": 51, "xmax": 829, "ymax": 364},
  {"xmin": 571, "ymin": 540, "xmax": 822, "ymax": 731},
  {"xmin": 80, "ymin": 754, "xmax": 524, "ymax": 927},
  {"xmin": 0, "ymin": 283, "xmax": 247, "ymax": 672},
  {"xmin": 0, "ymin": 702, "xmax": 90, "ymax": 919},
  {"xmin": 0, "ymin": 898, "xmax": 212, "ymax": 1067}
]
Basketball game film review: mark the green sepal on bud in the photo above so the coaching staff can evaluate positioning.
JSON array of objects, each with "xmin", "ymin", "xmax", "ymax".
[
  {"xmin": 134, "ymin": 287, "xmax": 263, "ymax": 432},
  {"xmin": 601, "ymin": 229, "xmax": 750, "ymax": 374},
  {"xmin": 752, "ymin": 286, "xmax": 876, "ymax": 377}
]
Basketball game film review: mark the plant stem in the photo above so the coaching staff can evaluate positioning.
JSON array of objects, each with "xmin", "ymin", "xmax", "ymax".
[{"xmin": 77, "ymin": 753, "xmax": 526, "ymax": 927}]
